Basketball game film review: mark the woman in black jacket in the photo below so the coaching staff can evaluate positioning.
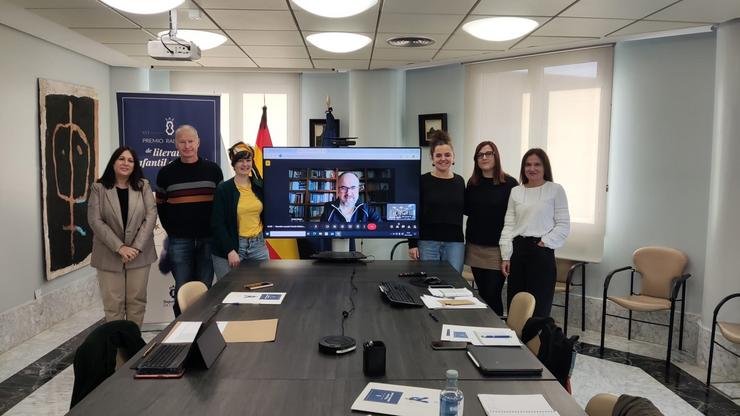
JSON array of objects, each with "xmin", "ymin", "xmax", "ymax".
[
  {"xmin": 211, "ymin": 142, "xmax": 268, "ymax": 279},
  {"xmin": 464, "ymin": 141, "xmax": 517, "ymax": 315}
]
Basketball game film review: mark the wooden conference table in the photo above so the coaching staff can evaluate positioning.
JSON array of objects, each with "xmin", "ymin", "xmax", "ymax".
[{"xmin": 70, "ymin": 260, "xmax": 585, "ymax": 415}]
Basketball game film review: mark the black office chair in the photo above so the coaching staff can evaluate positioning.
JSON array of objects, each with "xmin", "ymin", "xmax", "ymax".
[
  {"xmin": 706, "ymin": 292, "xmax": 740, "ymax": 390},
  {"xmin": 390, "ymin": 239, "xmax": 409, "ymax": 260},
  {"xmin": 552, "ymin": 260, "xmax": 588, "ymax": 336},
  {"xmin": 71, "ymin": 320, "xmax": 145, "ymax": 408}
]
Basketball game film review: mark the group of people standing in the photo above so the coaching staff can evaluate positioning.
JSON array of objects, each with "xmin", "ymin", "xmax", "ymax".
[
  {"xmin": 87, "ymin": 125, "xmax": 268, "ymax": 325},
  {"xmin": 410, "ymin": 132, "xmax": 570, "ymax": 318},
  {"xmin": 86, "ymin": 124, "xmax": 568, "ymax": 328}
]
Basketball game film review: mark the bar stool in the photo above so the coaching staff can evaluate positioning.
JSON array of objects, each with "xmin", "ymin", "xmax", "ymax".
[
  {"xmin": 552, "ymin": 259, "xmax": 587, "ymax": 336},
  {"xmin": 706, "ymin": 292, "xmax": 740, "ymax": 391}
]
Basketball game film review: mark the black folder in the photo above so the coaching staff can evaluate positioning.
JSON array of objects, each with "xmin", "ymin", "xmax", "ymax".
[{"xmin": 466, "ymin": 345, "xmax": 543, "ymax": 377}]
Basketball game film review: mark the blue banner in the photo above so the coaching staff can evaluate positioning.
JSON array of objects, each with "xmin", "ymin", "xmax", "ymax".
[{"xmin": 117, "ymin": 93, "xmax": 220, "ymax": 185}]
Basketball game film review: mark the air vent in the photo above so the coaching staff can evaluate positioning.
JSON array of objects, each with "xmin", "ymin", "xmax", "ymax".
[{"xmin": 386, "ymin": 36, "xmax": 435, "ymax": 48}]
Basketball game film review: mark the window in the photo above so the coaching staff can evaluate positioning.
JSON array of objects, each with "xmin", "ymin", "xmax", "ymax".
[
  {"xmin": 243, "ymin": 93, "xmax": 288, "ymax": 146},
  {"xmin": 465, "ymin": 47, "xmax": 613, "ymax": 262}
]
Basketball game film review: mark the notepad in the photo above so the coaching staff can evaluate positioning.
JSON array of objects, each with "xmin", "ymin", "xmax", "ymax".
[
  {"xmin": 478, "ymin": 394, "xmax": 559, "ymax": 415},
  {"xmin": 216, "ymin": 319, "xmax": 278, "ymax": 343}
]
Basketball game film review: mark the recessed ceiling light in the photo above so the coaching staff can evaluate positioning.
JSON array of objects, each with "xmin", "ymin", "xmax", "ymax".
[
  {"xmin": 292, "ymin": 0, "xmax": 377, "ymax": 18},
  {"xmin": 462, "ymin": 17, "xmax": 539, "ymax": 42},
  {"xmin": 158, "ymin": 30, "xmax": 227, "ymax": 50},
  {"xmin": 307, "ymin": 33, "xmax": 372, "ymax": 53},
  {"xmin": 386, "ymin": 36, "xmax": 435, "ymax": 48},
  {"xmin": 100, "ymin": 0, "xmax": 184, "ymax": 15}
]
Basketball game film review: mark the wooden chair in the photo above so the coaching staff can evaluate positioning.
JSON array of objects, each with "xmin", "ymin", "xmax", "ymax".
[
  {"xmin": 585, "ymin": 393, "xmax": 618, "ymax": 416},
  {"xmin": 599, "ymin": 246, "xmax": 690, "ymax": 371},
  {"xmin": 177, "ymin": 281, "xmax": 208, "ymax": 314},
  {"xmin": 507, "ymin": 292, "xmax": 538, "ymax": 353},
  {"xmin": 706, "ymin": 292, "xmax": 740, "ymax": 391}
]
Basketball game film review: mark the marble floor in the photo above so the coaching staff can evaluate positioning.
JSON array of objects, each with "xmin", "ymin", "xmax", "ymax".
[{"xmin": 0, "ymin": 307, "xmax": 738, "ymax": 415}]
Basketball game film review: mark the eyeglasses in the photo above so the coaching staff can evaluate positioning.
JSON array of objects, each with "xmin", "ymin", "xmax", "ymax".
[
  {"xmin": 475, "ymin": 151, "xmax": 495, "ymax": 159},
  {"xmin": 338, "ymin": 185, "xmax": 359, "ymax": 192}
]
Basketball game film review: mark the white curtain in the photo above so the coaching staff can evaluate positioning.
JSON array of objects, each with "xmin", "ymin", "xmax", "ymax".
[{"xmin": 464, "ymin": 46, "xmax": 614, "ymax": 262}]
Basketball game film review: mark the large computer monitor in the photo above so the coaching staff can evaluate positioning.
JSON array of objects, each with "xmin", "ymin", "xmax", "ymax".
[{"xmin": 262, "ymin": 147, "xmax": 421, "ymax": 239}]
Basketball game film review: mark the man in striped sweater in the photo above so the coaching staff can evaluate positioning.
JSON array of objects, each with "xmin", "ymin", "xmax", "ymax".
[{"xmin": 156, "ymin": 125, "xmax": 223, "ymax": 316}]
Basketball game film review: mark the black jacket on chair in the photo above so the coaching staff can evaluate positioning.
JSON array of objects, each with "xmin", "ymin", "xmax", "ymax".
[{"xmin": 70, "ymin": 320, "xmax": 145, "ymax": 408}]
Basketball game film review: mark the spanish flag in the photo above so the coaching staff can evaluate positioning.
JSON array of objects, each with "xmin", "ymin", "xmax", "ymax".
[{"xmin": 254, "ymin": 106, "xmax": 299, "ymax": 259}]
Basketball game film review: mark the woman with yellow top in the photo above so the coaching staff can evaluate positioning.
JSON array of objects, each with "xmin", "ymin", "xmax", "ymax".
[{"xmin": 211, "ymin": 141, "xmax": 269, "ymax": 279}]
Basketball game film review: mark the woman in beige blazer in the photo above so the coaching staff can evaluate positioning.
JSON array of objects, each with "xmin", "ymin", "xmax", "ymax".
[{"xmin": 88, "ymin": 147, "xmax": 157, "ymax": 327}]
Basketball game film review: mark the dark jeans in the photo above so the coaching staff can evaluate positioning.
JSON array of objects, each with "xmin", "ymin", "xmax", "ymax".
[
  {"xmin": 472, "ymin": 267, "xmax": 506, "ymax": 316},
  {"xmin": 168, "ymin": 237, "xmax": 214, "ymax": 317},
  {"xmin": 506, "ymin": 236, "xmax": 557, "ymax": 318}
]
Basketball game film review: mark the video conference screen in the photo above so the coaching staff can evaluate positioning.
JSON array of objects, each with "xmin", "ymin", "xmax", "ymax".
[{"xmin": 262, "ymin": 147, "xmax": 421, "ymax": 239}]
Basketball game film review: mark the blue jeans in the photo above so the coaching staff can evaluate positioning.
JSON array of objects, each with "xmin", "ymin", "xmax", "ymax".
[
  {"xmin": 168, "ymin": 237, "xmax": 214, "ymax": 316},
  {"xmin": 418, "ymin": 240, "xmax": 465, "ymax": 273},
  {"xmin": 212, "ymin": 235, "xmax": 269, "ymax": 280}
]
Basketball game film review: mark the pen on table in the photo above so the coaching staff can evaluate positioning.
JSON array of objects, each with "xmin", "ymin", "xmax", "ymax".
[
  {"xmin": 428, "ymin": 312, "xmax": 439, "ymax": 322},
  {"xmin": 142, "ymin": 342, "xmax": 158, "ymax": 358}
]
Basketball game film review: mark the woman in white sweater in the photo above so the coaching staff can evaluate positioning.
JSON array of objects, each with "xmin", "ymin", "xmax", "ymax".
[{"xmin": 500, "ymin": 148, "xmax": 570, "ymax": 317}]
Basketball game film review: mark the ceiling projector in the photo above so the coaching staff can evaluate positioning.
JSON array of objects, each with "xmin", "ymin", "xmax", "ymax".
[{"xmin": 148, "ymin": 35, "xmax": 201, "ymax": 61}]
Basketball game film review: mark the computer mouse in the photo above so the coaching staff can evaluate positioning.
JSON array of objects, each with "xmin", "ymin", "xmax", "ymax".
[{"xmin": 423, "ymin": 276, "xmax": 441, "ymax": 285}]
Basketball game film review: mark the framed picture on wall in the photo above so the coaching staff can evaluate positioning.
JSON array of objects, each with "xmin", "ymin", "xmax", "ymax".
[
  {"xmin": 418, "ymin": 113, "xmax": 448, "ymax": 147},
  {"xmin": 309, "ymin": 118, "xmax": 340, "ymax": 147}
]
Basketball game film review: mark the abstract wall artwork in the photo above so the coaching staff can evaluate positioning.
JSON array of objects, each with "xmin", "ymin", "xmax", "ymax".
[{"xmin": 38, "ymin": 79, "xmax": 98, "ymax": 280}]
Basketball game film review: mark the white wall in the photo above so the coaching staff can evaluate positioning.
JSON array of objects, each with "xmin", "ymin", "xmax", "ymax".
[
  {"xmin": 348, "ymin": 70, "xmax": 405, "ymax": 147},
  {"xmin": 300, "ymin": 72, "xmax": 349, "ymax": 145},
  {"xmin": 586, "ymin": 33, "xmax": 716, "ymax": 314},
  {"xmin": 0, "ymin": 24, "xmax": 111, "ymax": 313},
  {"xmin": 404, "ymin": 64, "xmax": 466, "ymax": 175}
]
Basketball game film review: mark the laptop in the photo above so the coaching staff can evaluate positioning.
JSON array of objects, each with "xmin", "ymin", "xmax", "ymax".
[
  {"xmin": 466, "ymin": 344, "xmax": 544, "ymax": 377},
  {"xmin": 134, "ymin": 306, "xmax": 226, "ymax": 378}
]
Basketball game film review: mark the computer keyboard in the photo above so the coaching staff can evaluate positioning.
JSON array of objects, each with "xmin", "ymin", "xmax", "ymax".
[
  {"xmin": 138, "ymin": 344, "xmax": 188, "ymax": 371},
  {"xmin": 378, "ymin": 281, "xmax": 424, "ymax": 307}
]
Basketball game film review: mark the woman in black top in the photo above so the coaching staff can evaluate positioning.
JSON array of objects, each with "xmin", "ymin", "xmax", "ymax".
[
  {"xmin": 408, "ymin": 131, "xmax": 466, "ymax": 273},
  {"xmin": 465, "ymin": 141, "xmax": 517, "ymax": 315}
]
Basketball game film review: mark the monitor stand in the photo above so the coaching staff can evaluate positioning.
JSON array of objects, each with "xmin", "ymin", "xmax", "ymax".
[{"xmin": 311, "ymin": 238, "xmax": 367, "ymax": 262}]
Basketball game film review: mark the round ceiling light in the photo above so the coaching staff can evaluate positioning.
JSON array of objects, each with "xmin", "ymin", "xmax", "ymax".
[
  {"xmin": 158, "ymin": 30, "xmax": 227, "ymax": 50},
  {"xmin": 306, "ymin": 33, "xmax": 372, "ymax": 53},
  {"xmin": 292, "ymin": 0, "xmax": 377, "ymax": 18},
  {"xmin": 462, "ymin": 17, "xmax": 539, "ymax": 42},
  {"xmin": 386, "ymin": 36, "xmax": 435, "ymax": 48},
  {"xmin": 101, "ymin": 0, "xmax": 184, "ymax": 15}
]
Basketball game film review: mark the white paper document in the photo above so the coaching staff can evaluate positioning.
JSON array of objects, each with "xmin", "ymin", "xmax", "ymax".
[
  {"xmin": 477, "ymin": 394, "xmax": 559, "ymax": 415},
  {"xmin": 222, "ymin": 292, "xmax": 286, "ymax": 305},
  {"xmin": 427, "ymin": 287, "xmax": 473, "ymax": 298},
  {"xmin": 162, "ymin": 321, "xmax": 202, "ymax": 344},
  {"xmin": 441, "ymin": 324, "xmax": 521, "ymax": 346},
  {"xmin": 351, "ymin": 382, "xmax": 441, "ymax": 416},
  {"xmin": 421, "ymin": 295, "xmax": 487, "ymax": 310}
]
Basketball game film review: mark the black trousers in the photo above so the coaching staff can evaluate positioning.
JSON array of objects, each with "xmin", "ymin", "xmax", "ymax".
[
  {"xmin": 506, "ymin": 236, "xmax": 557, "ymax": 318},
  {"xmin": 472, "ymin": 267, "xmax": 506, "ymax": 316}
]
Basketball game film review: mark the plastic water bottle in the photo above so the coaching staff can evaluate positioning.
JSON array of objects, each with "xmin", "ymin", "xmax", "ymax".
[{"xmin": 439, "ymin": 369, "xmax": 464, "ymax": 416}]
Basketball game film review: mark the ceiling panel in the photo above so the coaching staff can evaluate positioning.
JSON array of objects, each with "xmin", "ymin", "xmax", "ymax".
[
  {"xmin": 371, "ymin": 47, "xmax": 436, "ymax": 61},
  {"xmin": 8, "ymin": 0, "xmax": 101, "ymax": 7},
  {"xmin": 73, "ymin": 28, "xmax": 154, "ymax": 43},
  {"xmin": 608, "ymin": 20, "xmax": 709, "ymax": 37},
  {"xmin": 242, "ymin": 45, "xmax": 308, "ymax": 59},
  {"xmin": 251, "ymin": 57, "xmax": 313, "ymax": 68},
  {"xmin": 650, "ymin": 0, "xmax": 740, "ymax": 23},
  {"xmin": 313, "ymin": 59, "xmax": 367, "ymax": 70},
  {"xmin": 473, "ymin": 0, "xmax": 572, "ymax": 16},
  {"xmin": 293, "ymin": 10, "xmax": 378, "ymax": 33},
  {"xmin": 434, "ymin": 49, "xmax": 491, "ymax": 60},
  {"xmin": 31, "ymin": 8, "xmax": 138, "ymax": 28},
  {"xmin": 533, "ymin": 17, "xmax": 632, "ymax": 37},
  {"xmin": 383, "ymin": 0, "xmax": 478, "ymax": 15},
  {"xmin": 125, "ymin": 9, "xmax": 218, "ymax": 30},
  {"xmin": 562, "ymin": 0, "xmax": 677, "ymax": 19},
  {"xmin": 378, "ymin": 13, "xmax": 463, "ymax": 34},
  {"xmin": 306, "ymin": 43, "xmax": 373, "ymax": 60},
  {"xmin": 374, "ymin": 32, "xmax": 447, "ymax": 49},
  {"xmin": 196, "ymin": 0, "xmax": 287, "ymax": 9},
  {"xmin": 229, "ymin": 30, "xmax": 304, "ymax": 46},
  {"xmin": 444, "ymin": 33, "xmax": 516, "ymax": 51},
  {"xmin": 201, "ymin": 45, "xmax": 248, "ymax": 57},
  {"xmin": 198, "ymin": 57, "xmax": 258, "ymax": 67},
  {"xmin": 513, "ymin": 36, "xmax": 598, "ymax": 49},
  {"xmin": 370, "ymin": 60, "xmax": 417, "ymax": 70},
  {"xmin": 206, "ymin": 9, "xmax": 296, "ymax": 30}
]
